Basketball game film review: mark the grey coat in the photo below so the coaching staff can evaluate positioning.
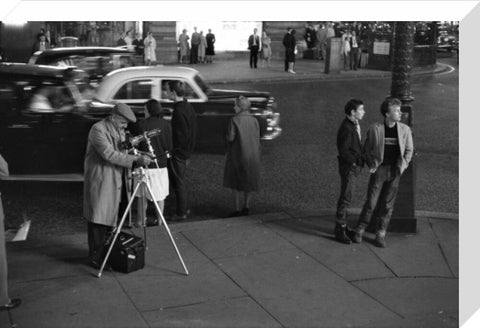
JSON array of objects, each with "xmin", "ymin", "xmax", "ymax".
[
  {"xmin": 223, "ymin": 111, "xmax": 261, "ymax": 192},
  {"xmin": 83, "ymin": 117, "xmax": 137, "ymax": 227}
]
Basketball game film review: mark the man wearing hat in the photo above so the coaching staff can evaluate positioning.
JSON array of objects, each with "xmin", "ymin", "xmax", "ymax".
[{"xmin": 83, "ymin": 102, "xmax": 152, "ymax": 269}]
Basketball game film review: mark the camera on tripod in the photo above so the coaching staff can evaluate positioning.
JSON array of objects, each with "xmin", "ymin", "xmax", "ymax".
[{"xmin": 123, "ymin": 128, "xmax": 162, "ymax": 154}]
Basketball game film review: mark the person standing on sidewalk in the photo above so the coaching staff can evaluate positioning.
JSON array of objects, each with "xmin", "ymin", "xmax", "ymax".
[
  {"xmin": 83, "ymin": 103, "xmax": 152, "ymax": 268},
  {"xmin": 334, "ymin": 99, "xmax": 365, "ymax": 244},
  {"xmin": 0, "ymin": 154, "xmax": 22, "ymax": 311},
  {"xmin": 144, "ymin": 31, "xmax": 157, "ymax": 66},
  {"xmin": 190, "ymin": 27, "xmax": 200, "ymax": 64},
  {"xmin": 205, "ymin": 29, "xmax": 215, "ymax": 63},
  {"xmin": 223, "ymin": 96, "xmax": 261, "ymax": 217},
  {"xmin": 352, "ymin": 97, "xmax": 413, "ymax": 248},
  {"xmin": 169, "ymin": 82, "xmax": 197, "ymax": 221},
  {"xmin": 248, "ymin": 28, "xmax": 260, "ymax": 69},
  {"xmin": 283, "ymin": 27, "xmax": 296, "ymax": 74}
]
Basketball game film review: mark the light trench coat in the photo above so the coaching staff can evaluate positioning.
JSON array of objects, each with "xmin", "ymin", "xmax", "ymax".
[
  {"xmin": 144, "ymin": 35, "xmax": 157, "ymax": 62},
  {"xmin": 83, "ymin": 117, "xmax": 137, "ymax": 227}
]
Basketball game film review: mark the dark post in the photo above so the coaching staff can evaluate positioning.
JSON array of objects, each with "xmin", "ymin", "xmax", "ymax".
[{"xmin": 388, "ymin": 21, "xmax": 417, "ymax": 233}]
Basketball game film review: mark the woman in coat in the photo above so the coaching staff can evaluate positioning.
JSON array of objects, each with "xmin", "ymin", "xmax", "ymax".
[
  {"xmin": 223, "ymin": 96, "xmax": 261, "ymax": 217},
  {"xmin": 205, "ymin": 29, "xmax": 215, "ymax": 63},
  {"xmin": 144, "ymin": 31, "xmax": 157, "ymax": 65},
  {"xmin": 178, "ymin": 29, "xmax": 190, "ymax": 64},
  {"xmin": 261, "ymin": 31, "xmax": 272, "ymax": 67},
  {"xmin": 198, "ymin": 31, "xmax": 207, "ymax": 63},
  {"xmin": 134, "ymin": 99, "xmax": 172, "ymax": 226}
]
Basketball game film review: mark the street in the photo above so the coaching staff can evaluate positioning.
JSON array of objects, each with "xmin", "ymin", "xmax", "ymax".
[{"xmin": 1, "ymin": 55, "xmax": 458, "ymax": 236}]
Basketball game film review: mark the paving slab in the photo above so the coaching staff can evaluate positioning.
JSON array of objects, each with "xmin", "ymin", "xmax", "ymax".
[
  {"xmin": 1, "ymin": 276, "xmax": 148, "ymax": 328},
  {"xmin": 266, "ymin": 216, "xmax": 396, "ymax": 281},
  {"xmin": 180, "ymin": 218, "xmax": 296, "ymax": 260},
  {"xmin": 366, "ymin": 219, "xmax": 453, "ymax": 278},
  {"xmin": 170, "ymin": 212, "xmax": 291, "ymax": 234},
  {"xmin": 429, "ymin": 218, "xmax": 458, "ymax": 277},
  {"xmin": 142, "ymin": 296, "xmax": 282, "ymax": 328},
  {"xmin": 7, "ymin": 244, "xmax": 88, "ymax": 283},
  {"xmin": 215, "ymin": 248, "xmax": 401, "ymax": 327},
  {"xmin": 353, "ymin": 277, "xmax": 458, "ymax": 319},
  {"xmin": 113, "ymin": 237, "xmax": 246, "ymax": 311}
]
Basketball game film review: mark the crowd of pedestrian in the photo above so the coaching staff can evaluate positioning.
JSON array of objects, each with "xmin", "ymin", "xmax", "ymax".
[{"xmin": 178, "ymin": 27, "xmax": 216, "ymax": 64}]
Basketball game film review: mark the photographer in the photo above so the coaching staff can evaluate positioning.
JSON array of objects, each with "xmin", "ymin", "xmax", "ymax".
[
  {"xmin": 134, "ymin": 99, "xmax": 173, "ymax": 226},
  {"xmin": 83, "ymin": 103, "xmax": 152, "ymax": 269}
]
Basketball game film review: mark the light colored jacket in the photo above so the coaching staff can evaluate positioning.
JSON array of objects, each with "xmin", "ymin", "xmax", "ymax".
[
  {"xmin": 363, "ymin": 121, "xmax": 414, "ymax": 174},
  {"xmin": 83, "ymin": 117, "xmax": 137, "ymax": 227}
]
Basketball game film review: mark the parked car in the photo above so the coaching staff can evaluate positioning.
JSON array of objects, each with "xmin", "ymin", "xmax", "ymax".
[
  {"xmin": 0, "ymin": 64, "xmax": 281, "ymax": 180},
  {"xmin": 28, "ymin": 46, "xmax": 142, "ymax": 84},
  {"xmin": 90, "ymin": 66, "xmax": 281, "ymax": 149},
  {"xmin": 437, "ymin": 28, "xmax": 457, "ymax": 52}
]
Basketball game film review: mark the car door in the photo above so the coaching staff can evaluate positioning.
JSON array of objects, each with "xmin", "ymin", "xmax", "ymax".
[{"xmin": 111, "ymin": 78, "xmax": 157, "ymax": 117}]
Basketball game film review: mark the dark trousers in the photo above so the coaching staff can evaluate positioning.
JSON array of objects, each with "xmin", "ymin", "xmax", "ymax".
[
  {"xmin": 336, "ymin": 165, "xmax": 358, "ymax": 225},
  {"xmin": 250, "ymin": 45, "xmax": 259, "ymax": 68},
  {"xmin": 357, "ymin": 164, "xmax": 401, "ymax": 232},
  {"xmin": 284, "ymin": 49, "xmax": 295, "ymax": 71},
  {"xmin": 169, "ymin": 157, "xmax": 189, "ymax": 216},
  {"xmin": 350, "ymin": 47, "xmax": 359, "ymax": 70},
  {"xmin": 87, "ymin": 222, "xmax": 112, "ymax": 264},
  {"xmin": 190, "ymin": 44, "xmax": 199, "ymax": 63}
]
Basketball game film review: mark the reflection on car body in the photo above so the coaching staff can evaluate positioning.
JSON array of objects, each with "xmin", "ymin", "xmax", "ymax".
[{"xmin": 0, "ymin": 64, "xmax": 281, "ymax": 180}]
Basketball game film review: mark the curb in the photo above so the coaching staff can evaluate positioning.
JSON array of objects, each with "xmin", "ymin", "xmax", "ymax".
[{"xmin": 206, "ymin": 62, "xmax": 452, "ymax": 85}]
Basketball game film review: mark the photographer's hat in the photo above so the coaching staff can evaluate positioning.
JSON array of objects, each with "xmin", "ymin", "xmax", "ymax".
[{"xmin": 113, "ymin": 102, "xmax": 136, "ymax": 123}]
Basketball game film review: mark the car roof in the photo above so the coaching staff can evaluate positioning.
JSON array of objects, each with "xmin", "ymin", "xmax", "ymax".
[
  {"xmin": 95, "ymin": 65, "xmax": 200, "ymax": 100},
  {"xmin": 34, "ymin": 46, "xmax": 134, "ymax": 56},
  {"xmin": 29, "ymin": 46, "xmax": 135, "ymax": 64},
  {"xmin": 0, "ymin": 62, "xmax": 82, "ymax": 79}
]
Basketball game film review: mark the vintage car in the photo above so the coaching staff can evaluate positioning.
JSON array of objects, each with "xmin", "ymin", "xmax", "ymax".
[
  {"xmin": 437, "ymin": 30, "xmax": 457, "ymax": 52},
  {"xmin": 89, "ymin": 66, "xmax": 281, "ymax": 149},
  {"xmin": 0, "ymin": 64, "xmax": 281, "ymax": 180},
  {"xmin": 0, "ymin": 63, "xmax": 94, "ymax": 179},
  {"xmin": 28, "ymin": 46, "xmax": 141, "ymax": 84}
]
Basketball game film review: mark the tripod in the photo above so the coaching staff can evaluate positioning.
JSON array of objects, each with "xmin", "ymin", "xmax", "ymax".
[{"xmin": 97, "ymin": 165, "xmax": 189, "ymax": 278}]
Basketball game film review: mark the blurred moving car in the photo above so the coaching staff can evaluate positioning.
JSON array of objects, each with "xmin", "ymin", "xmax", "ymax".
[
  {"xmin": 28, "ymin": 46, "xmax": 141, "ymax": 84},
  {"xmin": 437, "ymin": 26, "xmax": 458, "ymax": 52},
  {"xmin": 0, "ymin": 63, "xmax": 94, "ymax": 178},
  {"xmin": 0, "ymin": 64, "xmax": 281, "ymax": 179}
]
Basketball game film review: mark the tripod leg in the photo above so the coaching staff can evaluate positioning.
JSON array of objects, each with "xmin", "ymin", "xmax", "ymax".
[
  {"xmin": 97, "ymin": 182, "xmax": 142, "ymax": 278},
  {"xmin": 144, "ymin": 182, "xmax": 189, "ymax": 275}
]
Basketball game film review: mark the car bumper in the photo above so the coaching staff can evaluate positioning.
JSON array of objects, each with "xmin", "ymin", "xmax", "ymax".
[{"xmin": 261, "ymin": 112, "xmax": 282, "ymax": 140}]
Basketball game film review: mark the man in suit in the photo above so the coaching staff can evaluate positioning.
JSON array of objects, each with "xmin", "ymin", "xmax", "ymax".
[
  {"xmin": 334, "ymin": 99, "xmax": 365, "ymax": 244},
  {"xmin": 283, "ymin": 27, "xmax": 296, "ymax": 73},
  {"xmin": 31, "ymin": 34, "xmax": 51, "ymax": 54},
  {"xmin": 352, "ymin": 97, "xmax": 414, "ymax": 248},
  {"xmin": 248, "ymin": 28, "xmax": 260, "ymax": 68}
]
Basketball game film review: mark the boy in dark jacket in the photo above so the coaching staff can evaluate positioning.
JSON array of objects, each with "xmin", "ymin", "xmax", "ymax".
[{"xmin": 334, "ymin": 99, "xmax": 365, "ymax": 244}]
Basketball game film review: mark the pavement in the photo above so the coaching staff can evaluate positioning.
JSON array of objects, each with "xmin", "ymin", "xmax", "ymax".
[
  {"xmin": 166, "ymin": 54, "xmax": 454, "ymax": 84},
  {"xmin": 1, "ymin": 57, "xmax": 458, "ymax": 328}
]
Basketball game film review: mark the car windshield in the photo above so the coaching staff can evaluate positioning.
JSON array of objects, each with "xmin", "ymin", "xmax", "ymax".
[{"xmin": 194, "ymin": 74, "xmax": 211, "ymax": 95}]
